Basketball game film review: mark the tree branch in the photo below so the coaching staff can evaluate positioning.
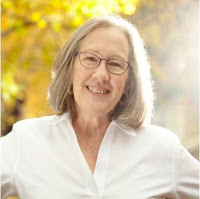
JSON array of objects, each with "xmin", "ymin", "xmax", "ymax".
[{"xmin": 1, "ymin": 21, "xmax": 36, "ymax": 37}]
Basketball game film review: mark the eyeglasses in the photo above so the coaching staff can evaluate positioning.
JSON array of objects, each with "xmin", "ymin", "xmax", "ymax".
[{"xmin": 77, "ymin": 52, "xmax": 130, "ymax": 75}]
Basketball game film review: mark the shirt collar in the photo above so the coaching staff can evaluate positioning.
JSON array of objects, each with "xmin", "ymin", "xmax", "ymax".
[
  {"xmin": 110, "ymin": 120, "xmax": 137, "ymax": 137},
  {"xmin": 57, "ymin": 112, "xmax": 137, "ymax": 137},
  {"xmin": 59, "ymin": 112, "xmax": 72, "ymax": 125}
]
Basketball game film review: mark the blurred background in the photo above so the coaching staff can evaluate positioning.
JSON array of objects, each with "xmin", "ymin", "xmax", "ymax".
[{"xmin": 1, "ymin": 0, "xmax": 199, "ymax": 162}]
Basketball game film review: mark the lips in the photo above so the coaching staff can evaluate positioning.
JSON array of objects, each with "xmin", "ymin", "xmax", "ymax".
[{"xmin": 87, "ymin": 86, "xmax": 110, "ymax": 94}]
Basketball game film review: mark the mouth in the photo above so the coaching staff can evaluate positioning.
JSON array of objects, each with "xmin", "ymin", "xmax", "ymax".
[{"xmin": 87, "ymin": 86, "xmax": 110, "ymax": 95}]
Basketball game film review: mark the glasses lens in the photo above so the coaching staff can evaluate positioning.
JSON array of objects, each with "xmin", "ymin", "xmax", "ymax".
[
  {"xmin": 80, "ymin": 52, "xmax": 99, "ymax": 68},
  {"xmin": 107, "ymin": 60, "xmax": 128, "ymax": 74}
]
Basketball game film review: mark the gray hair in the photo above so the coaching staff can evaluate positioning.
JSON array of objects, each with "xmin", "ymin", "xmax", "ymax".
[{"xmin": 48, "ymin": 15, "xmax": 154, "ymax": 128}]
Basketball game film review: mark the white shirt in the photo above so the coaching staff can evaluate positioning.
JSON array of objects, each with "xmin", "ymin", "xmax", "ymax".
[{"xmin": 1, "ymin": 113, "xmax": 199, "ymax": 199}]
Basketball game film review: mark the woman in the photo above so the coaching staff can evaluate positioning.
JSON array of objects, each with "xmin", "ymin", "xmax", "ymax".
[{"xmin": 1, "ymin": 15, "xmax": 199, "ymax": 199}]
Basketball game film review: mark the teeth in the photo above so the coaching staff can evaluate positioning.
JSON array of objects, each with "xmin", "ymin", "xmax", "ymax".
[{"xmin": 88, "ymin": 86, "xmax": 108, "ymax": 94}]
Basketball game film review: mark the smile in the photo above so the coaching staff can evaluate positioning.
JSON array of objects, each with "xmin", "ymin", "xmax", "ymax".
[{"xmin": 87, "ymin": 86, "xmax": 110, "ymax": 94}]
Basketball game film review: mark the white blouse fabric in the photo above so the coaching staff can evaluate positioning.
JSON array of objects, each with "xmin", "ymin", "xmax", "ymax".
[{"xmin": 1, "ymin": 113, "xmax": 199, "ymax": 199}]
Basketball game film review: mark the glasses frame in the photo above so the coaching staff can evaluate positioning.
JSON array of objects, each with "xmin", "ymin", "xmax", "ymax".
[{"xmin": 76, "ymin": 52, "xmax": 130, "ymax": 75}]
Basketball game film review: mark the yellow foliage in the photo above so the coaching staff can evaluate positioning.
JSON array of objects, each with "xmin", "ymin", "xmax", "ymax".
[
  {"xmin": 52, "ymin": 22, "xmax": 62, "ymax": 31},
  {"xmin": 2, "ymin": 0, "xmax": 14, "ymax": 9},
  {"xmin": 37, "ymin": 19, "xmax": 47, "ymax": 28},
  {"xmin": 122, "ymin": 4, "xmax": 136, "ymax": 15},
  {"xmin": 72, "ymin": 16, "xmax": 84, "ymax": 26},
  {"xmin": 1, "ymin": 73, "xmax": 24, "ymax": 106},
  {"xmin": 31, "ymin": 12, "xmax": 41, "ymax": 22}
]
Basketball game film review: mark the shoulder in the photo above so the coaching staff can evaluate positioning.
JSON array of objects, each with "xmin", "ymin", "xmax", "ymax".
[
  {"xmin": 11, "ymin": 113, "xmax": 70, "ymax": 136},
  {"xmin": 15, "ymin": 114, "xmax": 62, "ymax": 124},
  {"xmin": 14, "ymin": 112, "xmax": 72, "ymax": 127},
  {"xmin": 136, "ymin": 124, "xmax": 179, "ymax": 141},
  {"xmin": 135, "ymin": 124, "xmax": 181, "ymax": 151},
  {"xmin": 14, "ymin": 114, "xmax": 60, "ymax": 128}
]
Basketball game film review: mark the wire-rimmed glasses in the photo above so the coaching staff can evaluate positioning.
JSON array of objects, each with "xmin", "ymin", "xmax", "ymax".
[{"xmin": 77, "ymin": 52, "xmax": 130, "ymax": 75}]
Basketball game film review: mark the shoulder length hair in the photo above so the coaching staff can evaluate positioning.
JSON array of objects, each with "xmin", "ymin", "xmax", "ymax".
[{"xmin": 48, "ymin": 15, "xmax": 154, "ymax": 129}]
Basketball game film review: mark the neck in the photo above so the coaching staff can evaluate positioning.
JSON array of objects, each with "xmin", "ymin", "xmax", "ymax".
[{"xmin": 72, "ymin": 111, "xmax": 111, "ymax": 137}]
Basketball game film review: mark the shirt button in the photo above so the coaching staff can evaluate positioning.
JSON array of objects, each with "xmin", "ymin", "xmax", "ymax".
[{"xmin": 91, "ymin": 195, "xmax": 99, "ymax": 199}]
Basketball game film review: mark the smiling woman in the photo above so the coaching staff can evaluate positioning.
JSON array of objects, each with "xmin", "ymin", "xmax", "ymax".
[
  {"xmin": 48, "ymin": 15, "xmax": 154, "ymax": 128},
  {"xmin": 72, "ymin": 26, "xmax": 129, "ymax": 123},
  {"xmin": 1, "ymin": 15, "xmax": 199, "ymax": 199}
]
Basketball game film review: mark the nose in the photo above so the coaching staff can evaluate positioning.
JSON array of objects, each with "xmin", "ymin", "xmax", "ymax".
[{"xmin": 93, "ymin": 60, "xmax": 110, "ymax": 84}]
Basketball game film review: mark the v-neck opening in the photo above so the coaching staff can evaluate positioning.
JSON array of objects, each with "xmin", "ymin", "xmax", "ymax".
[{"xmin": 67, "ymin": 120, "xmax": 115, "ymax": 196}]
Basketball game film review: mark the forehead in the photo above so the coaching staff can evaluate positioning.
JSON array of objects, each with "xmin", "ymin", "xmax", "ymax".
[{"xmin": 80, "ymin": 27, "xmax": 129, "ymax": 60}]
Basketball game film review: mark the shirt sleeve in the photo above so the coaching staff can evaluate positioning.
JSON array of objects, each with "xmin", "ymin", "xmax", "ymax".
[
  {"xmin": 1, "ymin": 125, "xmax": 19, "ymax": 198},
  {"xmin": 174, "ymin": 137, "xmax": 199, "ymax": 199}
]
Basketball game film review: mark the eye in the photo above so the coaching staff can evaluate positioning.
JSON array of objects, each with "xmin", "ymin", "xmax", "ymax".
[
  {"xmin": 108, "ymin": 61, "xmax": 123, "ymax": 68},
  {"xmin": 85, "ymin": 56, "xmax": 98, "ymax": 62}
]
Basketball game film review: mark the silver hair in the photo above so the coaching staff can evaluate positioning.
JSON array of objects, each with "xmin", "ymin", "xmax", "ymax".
[{"xmin": 48, "ymin": 15, "xmax": 154, "ymax": 128}]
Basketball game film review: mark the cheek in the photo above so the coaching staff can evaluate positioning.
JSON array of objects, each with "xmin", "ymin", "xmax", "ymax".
[
  {"xmin": 72, "ymin": 65, "xmax": 93, "ymax": 94},
  {"xmin": 72, "ymin": 63, "xmax": 85, "ymax": 84},
  {"xmin": 114, "ymin": 75, "xmax": 128, "ymax": 93}
]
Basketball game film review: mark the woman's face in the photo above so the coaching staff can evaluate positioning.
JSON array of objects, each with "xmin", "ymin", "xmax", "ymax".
[{"xmin": 72, "ymin": 27, "xmax": 129, "ymax": 119}]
